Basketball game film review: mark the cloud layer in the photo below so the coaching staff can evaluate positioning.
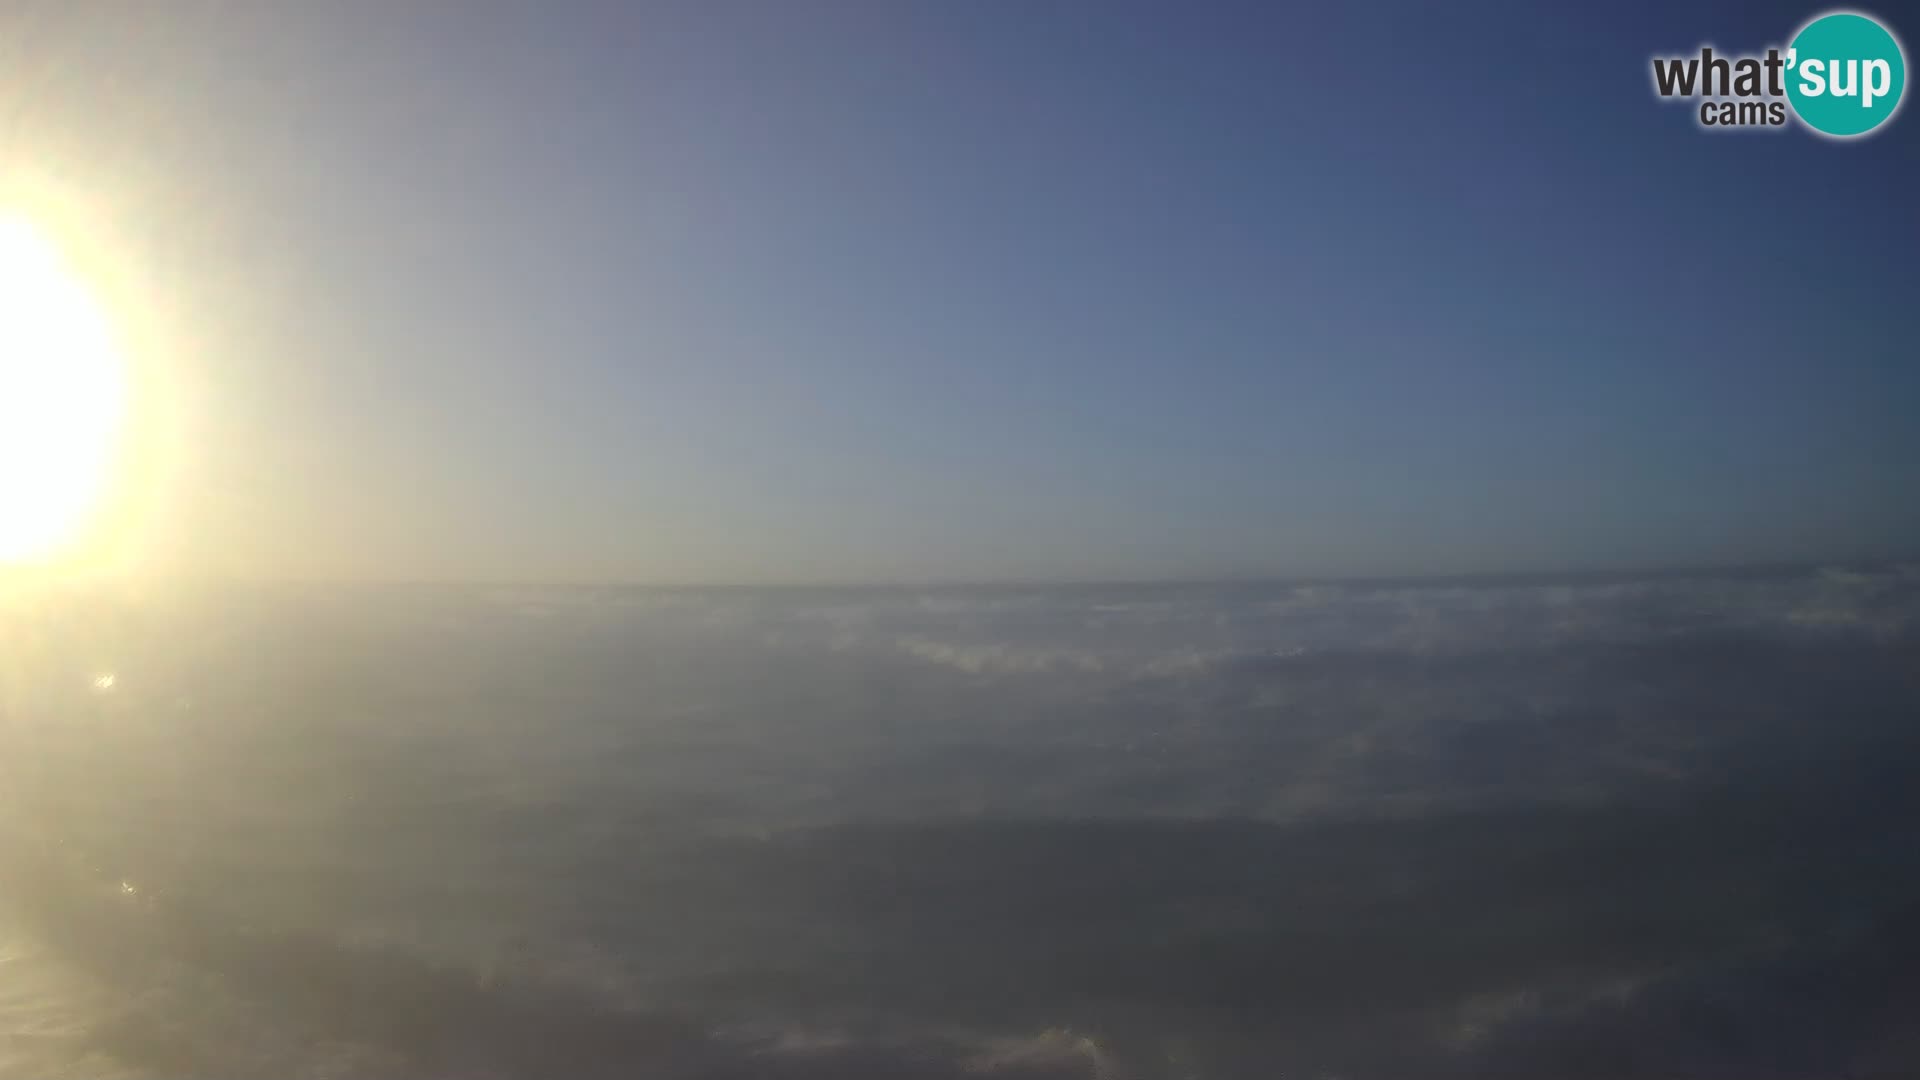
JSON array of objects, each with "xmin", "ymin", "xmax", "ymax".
[{"xmin": 3, "ymin": 566, "xmax": 1918, "ymax": 1077}]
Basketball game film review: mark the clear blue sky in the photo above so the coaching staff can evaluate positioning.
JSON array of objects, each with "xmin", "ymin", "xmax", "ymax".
[{"xmin": 9, "ymin": 0, "xmax": 1917, "ymax": 582}]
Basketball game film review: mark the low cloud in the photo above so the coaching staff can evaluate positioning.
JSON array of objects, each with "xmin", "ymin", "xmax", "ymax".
[{"xmin": 4, "ymin": 566, "xmax": 1917, "ymax": 1078}]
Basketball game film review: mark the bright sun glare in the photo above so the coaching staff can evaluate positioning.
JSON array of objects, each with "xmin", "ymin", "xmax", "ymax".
[{"xmin": 0, "ymin": 215, "xmax": 128, "ymax": 563}]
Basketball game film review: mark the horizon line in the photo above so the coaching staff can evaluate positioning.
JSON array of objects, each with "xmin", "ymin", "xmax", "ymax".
[{"xmin": 53, "ymin": 555, "xmax": 1917, "ymax": 592}]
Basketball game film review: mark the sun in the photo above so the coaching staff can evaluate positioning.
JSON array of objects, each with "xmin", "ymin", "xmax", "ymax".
[{"xmin": 0, "ymin": 215, "xmax": 128, "ymax": 564}]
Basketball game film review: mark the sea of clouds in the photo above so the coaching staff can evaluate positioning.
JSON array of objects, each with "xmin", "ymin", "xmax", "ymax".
[{"xmin": 2, "ymin": 566, "xmax": 1918, "ymax": 1077}]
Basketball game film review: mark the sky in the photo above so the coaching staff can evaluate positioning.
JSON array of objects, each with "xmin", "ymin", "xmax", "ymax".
[{"xmin": 2, "ymin": 0, "xmax": 1917, "ymax": 583}]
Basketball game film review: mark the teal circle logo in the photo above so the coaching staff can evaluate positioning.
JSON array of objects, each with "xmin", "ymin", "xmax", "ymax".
[{"xmin": 1786, "ymin": 12, "xmax": 1907, "ymax": 137}]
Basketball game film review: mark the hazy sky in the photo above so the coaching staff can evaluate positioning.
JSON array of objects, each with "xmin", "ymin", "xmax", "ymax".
[{"xmin": 4, "ymin": 0, "xmax": 1916, "ymax": 583}]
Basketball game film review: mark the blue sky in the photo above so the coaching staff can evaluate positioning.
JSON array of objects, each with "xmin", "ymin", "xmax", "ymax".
[{"xmin": 9, "ymin": 0, "xmax": 1917, "ymax": 581}]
